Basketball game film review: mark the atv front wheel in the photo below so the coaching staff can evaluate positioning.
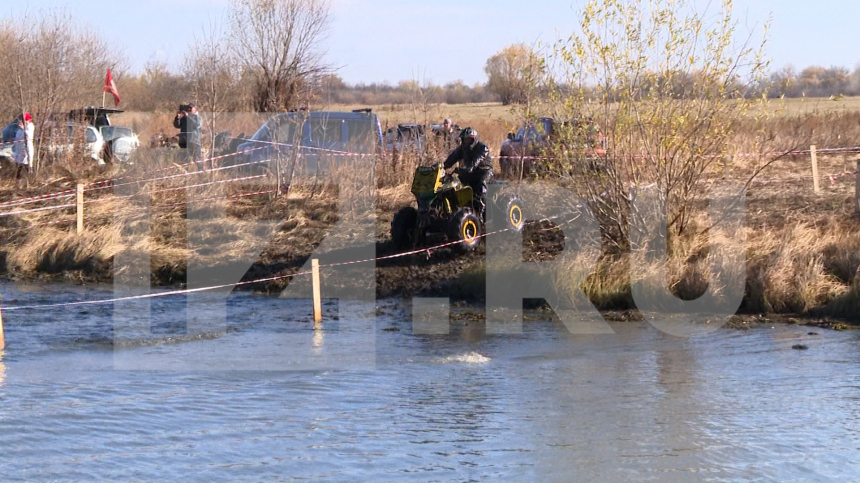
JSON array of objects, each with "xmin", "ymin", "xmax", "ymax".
[
  {"xmin": 448, "ymin": 208, "xmax": 481, "ymax": 252},
  {"xmin": 391, "ymin": 206, "xmax": 418, "ymax": 251}
]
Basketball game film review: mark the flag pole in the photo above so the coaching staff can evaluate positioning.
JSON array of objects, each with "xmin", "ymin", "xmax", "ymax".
[{"xmin": 102, "ymin": 91, "xmax": 105, "ymax": 109}]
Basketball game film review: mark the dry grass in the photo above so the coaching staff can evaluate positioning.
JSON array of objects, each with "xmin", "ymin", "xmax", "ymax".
[
  {"xmin": 323, "ymin": 102, "xmax": 519, "ymax": 127},
  {"xmin": 0, "ymin": 147, "xmax": 357, "ymax": 285}
]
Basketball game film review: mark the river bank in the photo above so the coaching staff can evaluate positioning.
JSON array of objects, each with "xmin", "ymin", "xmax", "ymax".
[{"xmin": 1, "ymin": 148, "xmax": 859, "ymax": 323}]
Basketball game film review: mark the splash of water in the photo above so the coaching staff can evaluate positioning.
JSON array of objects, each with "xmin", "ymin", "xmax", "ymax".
[{"xmin": 434, "ymin": 351, "xmax": 491, "ymax": 364}]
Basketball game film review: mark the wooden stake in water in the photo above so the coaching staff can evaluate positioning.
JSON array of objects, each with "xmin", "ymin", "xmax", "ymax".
[
  {"xmin": 76, "ymin": 183, "xmax": 85, "ymax": 234},
  {"xmin": 811, "ymin": 145, "xmax": 820, "ymax": 193},
  {"xmin": 0, "ymin": 294, "xmax": 5, "ymax": 349},
  {"xmin": 312, "ymin": 259, "xmax": 322, "ymax": 324}
]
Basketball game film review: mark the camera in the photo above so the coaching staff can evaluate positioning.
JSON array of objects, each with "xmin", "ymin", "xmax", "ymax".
[{"xmin": 179, "ymin": 104, "xmax": 192, "ymax": 113}]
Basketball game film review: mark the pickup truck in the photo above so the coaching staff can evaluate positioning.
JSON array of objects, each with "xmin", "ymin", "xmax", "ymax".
[{"xmin": 499, "ymin": 117, "xmax": 606, "ymax": 178}]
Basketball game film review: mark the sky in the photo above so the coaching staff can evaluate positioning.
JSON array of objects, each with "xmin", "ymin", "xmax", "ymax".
[{"xmin": 4, "ymin": 0, "xmax": 860, "ymax": 85}]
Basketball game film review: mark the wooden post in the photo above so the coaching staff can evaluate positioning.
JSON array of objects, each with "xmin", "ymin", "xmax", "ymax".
[
  {"xmin": 276, "ymin": 152, "xmax": 282, "ymax": 199},
  {"xmin": 312, "ymin": 259, "xmax": 322, "ymax": 323},
  {"xmin": 811, "ymin": 145, "xmax": 820, "ymax": 193},
  {"xmin": 76, "ymin": 183, "xmax": 84, "ymax": 234},
  {"xmin": 0, "ymin": 294, "xmax": 5, "ymax": 349},
  {"xmin": 855, "ymin": 159, "xmax": 860, "ymax": 216}
]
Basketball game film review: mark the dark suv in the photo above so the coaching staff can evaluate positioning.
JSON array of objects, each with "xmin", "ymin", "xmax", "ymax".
[
  {"xmin": 236, "ymin": 109, "xmax": 384, "ymax": 171},
  {"xmin": 499, "ymin": 117, "xmax": 606, "ymax": 177}
]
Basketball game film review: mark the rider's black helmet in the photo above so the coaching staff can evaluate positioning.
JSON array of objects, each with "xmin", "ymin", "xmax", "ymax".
[{"xmin": 460, "ymin": 127, "xmax": 477, "ymax": 147}]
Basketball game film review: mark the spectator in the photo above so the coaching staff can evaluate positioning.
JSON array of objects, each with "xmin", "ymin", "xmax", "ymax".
[
  {"xmin": 436, "ymin": 118, "xmax": 458, "ymax": 152},
  {"xmin": 13, "ymin": 113, "xmax": 34, "ymax": 188},
  {"xmin": 173, "ymin": 106, "xmax": 188, "ymax": 149},
  {"xmin": 173, "ymin": 102, "xmax": 204, "ymax": 171},
  {"xmin": 185, "ymin": 103, "xmax": 203, "ymax": 171}
]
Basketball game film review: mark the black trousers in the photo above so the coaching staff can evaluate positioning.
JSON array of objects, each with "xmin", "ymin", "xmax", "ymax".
[{"xmin": 15, "ymin": 163, "xmax": 29, "ymax": 180}]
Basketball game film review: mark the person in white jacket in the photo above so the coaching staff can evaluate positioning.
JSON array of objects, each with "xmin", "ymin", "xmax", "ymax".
[{"xmin": 13, "ymin": 112, "xmax": 34, "ymax": 187}]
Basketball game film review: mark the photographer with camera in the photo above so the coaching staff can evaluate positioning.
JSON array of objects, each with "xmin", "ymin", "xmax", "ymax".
[{"xmin": 173, "ymin": 102, "xmax": 204, "ymax": 171}]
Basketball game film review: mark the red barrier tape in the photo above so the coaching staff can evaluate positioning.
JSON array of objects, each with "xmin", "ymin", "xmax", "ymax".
[
  {"xmin": 0, "ymin": 189, "xmax": 77, "ymax": 208},
  {"xmin": 84, "ymin": 145, "xmax": 268, "ymax": 192},
  {"xmin": 0, "ymin": 210, "xmax": 582, "ymax": 311},
  {"xmin": 0, "ymin": 202, "xmax": 76, "ymax": 217}
]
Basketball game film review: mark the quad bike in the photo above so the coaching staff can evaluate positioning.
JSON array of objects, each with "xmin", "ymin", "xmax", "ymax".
[{"xmin": 391, "ymin": 163, "xmax": 526, "ymax": 253}]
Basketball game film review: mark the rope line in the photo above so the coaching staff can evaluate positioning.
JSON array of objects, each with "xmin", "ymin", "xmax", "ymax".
[
  {"xmin": 0, "ymin": 206, "xmax": 586, "ymax": 312},
  {"xmin": 0, "ymin": 202, "xmax": 76, "ymax": 217}
]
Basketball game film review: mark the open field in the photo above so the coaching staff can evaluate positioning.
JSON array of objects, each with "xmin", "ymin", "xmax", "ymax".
[
  {"xmin": 323, "ymin": 96, "xmax": 860, "ymax": 122},
  {"xmin": 111, "ymin": 96, "xmax": 860, "ymax": 162},
  {"xmin": 2, "ymin": 100, "xmax": 860, "ymax": 323}
]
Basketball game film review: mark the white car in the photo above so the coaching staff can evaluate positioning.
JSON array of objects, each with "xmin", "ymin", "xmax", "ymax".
[
  {"xmin": 66, "ymin": 122, "xmax": 104, "ymax": 163},
  {"xmin": 64, "ymin": 107, "xmax": 139, "ymax": 164},
  {"xmin": 1, "ymin": 108, "xmax": 140, "ymax": 165},
  {"xmin": 0, "ymin": 121, "xmax": 100, "ymax": 164},
  {"xmin": 99, "ymin": 125, "xmax": 139, "ymax": 163}
]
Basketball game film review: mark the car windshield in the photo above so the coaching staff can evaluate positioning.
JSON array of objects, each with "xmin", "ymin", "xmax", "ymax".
[
  {"xmin": 101, "ymin": 126, "xmax": 132, "ymax": 140},
  {"xmin": 67, "ymin": 125, "xmax": 96, "ymax": 143},
  {"xmin": 250, "ymin": 122, "xmax": 272, "ymax": 142},
  {"xmin": 271, "ymin": 119, "xmax": 301, "ymax": 145}
]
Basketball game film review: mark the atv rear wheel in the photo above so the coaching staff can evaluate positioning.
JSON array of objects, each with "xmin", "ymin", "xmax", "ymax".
[
  {"xmin": 391, "ymin": 206, "xmax": 418, "ymax": 251},
  {"xmin": 448, "ymin": 208, "xmax": 481, "ymax": 252},
  {"xmin": 504, "ymin": 195, "xmax": 525, "ymax": 232}
]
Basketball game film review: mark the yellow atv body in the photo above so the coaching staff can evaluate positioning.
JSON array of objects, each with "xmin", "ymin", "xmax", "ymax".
[{"xmin": 391, "ymin": 163, "xmax": 481, "ymax": 252}]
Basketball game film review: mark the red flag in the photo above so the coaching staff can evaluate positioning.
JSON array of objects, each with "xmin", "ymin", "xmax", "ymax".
[{"xmin": 104, "ymin": 69, "xmax": 121, "ymax": 107}]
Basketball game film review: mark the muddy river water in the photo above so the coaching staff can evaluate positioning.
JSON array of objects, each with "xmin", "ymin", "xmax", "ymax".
[{"xmin": 0, "ymin": 282, "xmax": 858, "ymax": 481}]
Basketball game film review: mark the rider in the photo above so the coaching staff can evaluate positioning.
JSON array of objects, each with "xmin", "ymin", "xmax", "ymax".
[{"xmin": 444, "ymin": 127, "xmax": 493, "ymax": 220}]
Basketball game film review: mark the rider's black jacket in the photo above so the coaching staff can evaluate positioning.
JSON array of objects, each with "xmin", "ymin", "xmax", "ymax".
[{"xmin": 443, "ymin": 141, "xmax": 493, "ymax": 184}]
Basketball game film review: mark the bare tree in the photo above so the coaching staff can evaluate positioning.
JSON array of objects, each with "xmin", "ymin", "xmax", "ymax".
[
  {"xmin": 0, "ymin": 10, "xmax": 120, "ymax": 171},
  {"xmin": 122, "ymin": 61, "xmax": 190, "ymax": 112},
  {"xmin": 228, "ymin": 0, "xmax": 331, "ymax": 112},
  {"xmin": 184, "ymin": 20, "xmax": 242, "ymax": 156}
]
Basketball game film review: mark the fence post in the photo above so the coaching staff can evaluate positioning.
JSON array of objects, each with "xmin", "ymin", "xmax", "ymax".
[
  {"xmin": 0, "ymin": 293, "xmax": 5, "ymax": 349},
  {"xmin": 855, "ymin": 159, "xmax": 860, "ymax": 216},
  {"xmin": 810, "ymin": 145, "xmax": 820, "ymax": 193},
  {"xmin": 312, "ymin": 259, "xmax": 322, "ymax": 324},
  {"xmin": 76, "ymin": 183, "xmax": 84, "ymax": 234}
]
